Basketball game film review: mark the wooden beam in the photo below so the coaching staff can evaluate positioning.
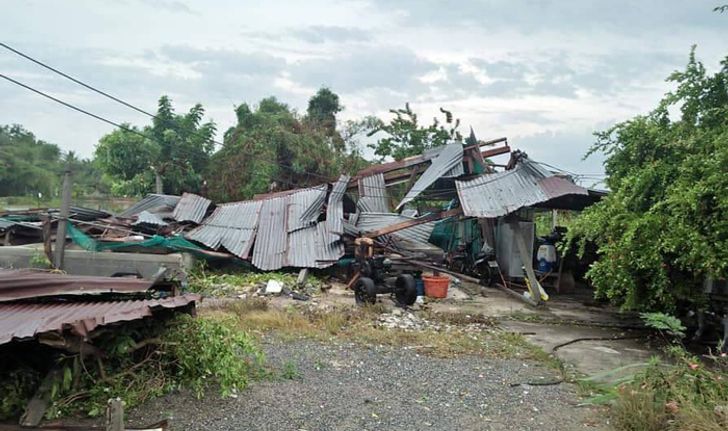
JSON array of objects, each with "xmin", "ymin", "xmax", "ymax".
[
  {"xmin": 350, "ymin": 139, "xmax": 510, "ymax": 184},
  {"xmin": 363, "ymin": 208, "xmax": 462, "ymax": 238}
]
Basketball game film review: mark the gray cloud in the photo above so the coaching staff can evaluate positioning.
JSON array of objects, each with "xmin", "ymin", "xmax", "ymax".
[
  {"xmin": 290, "ymin": 25, "xmax": 371, "ymax": 44},
  {"xmin": 138, "ymin": 0, "xmax": 196, "ymax": 14},
  {"xmin": 290, "ymin": 45, "xmax": 434, "ymax": 93},
  {"xmin": 373, "ymin": 0, "xmax": 726, "ymax": 33}
]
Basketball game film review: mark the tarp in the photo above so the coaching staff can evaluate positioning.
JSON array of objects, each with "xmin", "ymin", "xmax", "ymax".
[{"xmin": 68, "ymin": 224, "xmax": 203, "ymax": 254}]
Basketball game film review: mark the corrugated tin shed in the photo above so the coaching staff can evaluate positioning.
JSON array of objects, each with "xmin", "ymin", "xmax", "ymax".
[
  {"xmin": 186, "ymin": 200, "xmax": 261, "ymax": 259},
  {"xmin": 326, "ymin": 175, "xmax": 349, "ymax": 235},
  {"xmin": 456, "ymin": 157, "xmax": 589, "ymax": 218},
  {"xmin": 0, "ymin": 294, "xmax": 199, "ymax": 345},
  {"xmin": 286, "ymin": 222, "xmax": 343, "ymax": 268},
  {"xmin": 132, "ymin": 210, "xmax": 168, "ymax": 228},
  {"xmin": 396, "ymin": 143, "xmax": 464, "ymax": 210},
  {"xmin": 172, "ymin": 192, "xmax": 212, "ymax": 224},
  {"xmin": 287, "ymin": 186, "xmax": 327, "ymax": 232},
  {"xmin": 0, "ymin": 269, "xmax": 155, "ymax": 302},
  {"xmin": 358, "ymin": 174, "xmax": 389, "ymax": 213},
  {"xmin": 119, "ymin": 194, "xmax": 181, "ymax": 218},
  {"xmin": 355, "ymin": 212, "xmax": 436, "ymax": 245},
  {"xmin": 251, "ymin": 196, "xmax": 288, "ymax": 270}
]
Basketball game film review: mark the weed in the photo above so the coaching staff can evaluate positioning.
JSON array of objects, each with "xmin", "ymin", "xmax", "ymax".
[
  {"xmin": 582, "ymin": 347, "xmax": 728, "ymax": 431},
  {"xmin": 188, "ymin": 265, "xmax": 323, "ymax": 297},
  {"xmin": 280, "ymin": 361, "xmax": 301, "ymax": 380}
]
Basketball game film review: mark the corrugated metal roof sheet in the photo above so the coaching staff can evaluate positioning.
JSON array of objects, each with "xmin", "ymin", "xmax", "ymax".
[
  {"xmin": 172, "ymin": 193, "xmax": 212, "ymax": 224},
  {"xmin": 132, "ymin": 210, "xmax": 168, "ymax": 227},
  {"xmin": 355, "ymin": 212, "xmax": 436, "ymax": 245},
  {"xmin": 286, "ymin": 222, "xmax": 343, "ymax": 268},
  {"xmin": 358, "ymin": 174, "xmax": 389, "ymax": 213},
  {"xmin": 0, "ymin": 269, "xmax": 155, "ymax": 302},
  {"xmin": 456, "ymin": 157, "xmax": 589, "ymax": 217},
  {"xmin": 119, "ymin": 194, "xmax": 181, "ymax": 218},
  {"xmin": 396, "ymin": 143, "xmax": 464, "ymax": 210},
  {"xmin": 186, "ymin": 200, "xmax": 261, "ymax": 259},
  {"xmin": 0, "ymin": 294, "xmax": 199, "ymax": 345},
  {"xmin": 287, "ymin": 186, "xmax": 327, "ymax": 232},
  {"xmin": 326, "ymin": 175, "xmax": 349, "ymax": 235},
  {"xmin": 251, "ymin": 196, "xmax": 288, "ymax": 270}
]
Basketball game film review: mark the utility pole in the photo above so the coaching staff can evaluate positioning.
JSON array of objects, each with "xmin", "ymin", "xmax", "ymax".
[{"xmin": 54, "ymin": 166, "xmax": 72, "ymax": 270}]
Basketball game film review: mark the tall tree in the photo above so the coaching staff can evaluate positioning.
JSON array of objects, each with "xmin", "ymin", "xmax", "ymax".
[
  {"xmin": 568, "ymin": 49, "xmax": 728, "ymax": 312},
  {"xmin": 94, "ymin": 96, "xmax": 216, "ymax": 195},
  {"xmin": 208, "ymin": 91, "xmax": 366, "ymax": 202}
]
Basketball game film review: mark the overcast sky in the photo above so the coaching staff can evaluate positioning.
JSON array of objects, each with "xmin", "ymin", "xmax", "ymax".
[{"xmin": 2, "ymin": 0, "xmax": 726, "ymax": 184}]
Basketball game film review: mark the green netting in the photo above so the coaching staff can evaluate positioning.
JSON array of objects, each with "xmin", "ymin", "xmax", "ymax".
[{"xmin": 68, "ymin": 224, "xmax": 204, "ymax": 254}]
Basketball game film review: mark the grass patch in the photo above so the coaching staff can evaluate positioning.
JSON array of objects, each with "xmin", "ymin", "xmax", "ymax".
[
  {"xmin": 188, "ymin": 265, "xmax": 324, "ymax": 297},
  {"xmin": 579, "ymin": 346, "xmax": 728, "ymax": 431},
  {"xmin": 209, "ymin": 300, "xmax": 558, "ymax": 364}
]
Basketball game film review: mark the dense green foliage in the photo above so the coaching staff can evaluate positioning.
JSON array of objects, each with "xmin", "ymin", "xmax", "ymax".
[
  {"xmin": 0, "ymin": 125, "xmax": 105, "ymax": 199},
  {"xmin": 366, "ymin": 103, "xmax": 462, "ymax": 160},
  {"xmin": 207, "ymin": 90, "xmax": 367, "ymax": 202},
  {"xmin": 95, "ymin": 96, "xmax": 216, "ymax": 195},
  {"xmin": 569, "ymin": 50, "xmax": 728, "ymax": 312}
]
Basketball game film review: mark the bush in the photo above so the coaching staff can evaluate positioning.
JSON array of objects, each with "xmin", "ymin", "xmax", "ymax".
[
  {"xmin": 611, "ymin": 347, "xmax": 728, "ymax": 431},
  {"xmin": 30, "ymin": 314, "xmax": 264, "ymax": 418}
]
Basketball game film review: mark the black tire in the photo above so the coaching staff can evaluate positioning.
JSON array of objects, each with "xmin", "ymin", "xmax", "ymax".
[
  {"xmin": 354, "ymin": 277, "xmax": 377, "ymax": 305},
  {"xmin": 394, "ymin": 274, "xmax": 417, "ymax": 306}
]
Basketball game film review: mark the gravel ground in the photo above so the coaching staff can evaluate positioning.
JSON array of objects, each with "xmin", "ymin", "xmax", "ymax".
[{"xmin": 125, "ymin": 337, "xmax": 605, "ymax": 431}]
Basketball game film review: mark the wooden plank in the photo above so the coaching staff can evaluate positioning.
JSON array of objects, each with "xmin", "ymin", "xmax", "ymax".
[
  {"xmin": 512, "ymin": 222, "xmax": 546, "ymax": 304},
  {"xmin": 19, "ymin": 367, "xmax": 62, "ymax": 427},
  {"xmin": 363, "ymin": 208, "xmax": 462, "ymax": 238},
  {"xmin": 349, "ymin": 140, "xmax": 510, "ymax": 184}
]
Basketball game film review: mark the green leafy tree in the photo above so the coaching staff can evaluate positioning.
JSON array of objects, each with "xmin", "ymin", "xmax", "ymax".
[
  {"xmin": 366, "ymin": 103, "xmax": 463, "ymax": 160},
  {"xmin": 0, "ymin": 125, "xmax": 61, "ymax": 197},
  {"xmin": 94, "ymin": 96, "xmax": 216, "ymax": 196},
  {"xmin": 568, "ymin": 48, "xmax": 728, "ymax": 312}
]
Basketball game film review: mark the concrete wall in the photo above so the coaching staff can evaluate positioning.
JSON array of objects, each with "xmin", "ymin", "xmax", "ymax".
[{"xmin": 0, "ymin": 244, "xmax": 194, "ymax": 284}]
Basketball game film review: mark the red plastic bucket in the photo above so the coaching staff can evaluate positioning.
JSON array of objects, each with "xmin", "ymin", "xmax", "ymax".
[{"xmin": 423, "ymin": 275, "xmax": 449, "ymax": 298}]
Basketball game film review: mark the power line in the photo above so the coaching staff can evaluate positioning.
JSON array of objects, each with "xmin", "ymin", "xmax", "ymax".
[{"xmin": 0, "ymin": 41, "xmax": 228, "ymax": 148}]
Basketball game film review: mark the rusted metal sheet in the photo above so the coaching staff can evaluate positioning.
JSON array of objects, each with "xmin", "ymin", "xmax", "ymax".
[
  {"xmin": 0, "ymin": 269, "xmax": 155, "ymax": 302},
  {"xmin": 358, "ymin": 174, "xmax": 389, "ymax": 213},
  {"xmin": 397, "ymin": 143, "xmax": 464, "ymax": 210},
  {"xmin": 119, "ymin": 194, "xmax": 180, "ymax": 218},
  {"xmin": 287, "ymin": 186, "xmax": 327, "ymax": 232},
  {"xmin": 456, "ymin": 157, "xmax": 589, "ymax": 217},
  {"xmin": 326, "ymin": 175, "xmax": 349, "ymax": 235},
  {"xmin": 186, "ymin": 200, "xmax": 261, "ymax": 259},
  {"xmin": 251, "ymin": 196, "xmax": 288, "ymax": 270},
  {"xmin": 172, "ymin": 193, "xmax": 212, "ymax": 224},
  {"xmin": 0, "ymin": 294, "xmax": 199, "ymax": 345}
]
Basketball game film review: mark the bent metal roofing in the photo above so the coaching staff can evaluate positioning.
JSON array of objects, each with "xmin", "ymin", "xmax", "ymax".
[
  {"xmin": 0, "ymin": 294, "xmax": 200, "ymax": 345},
  {"xmin": 455, "ymin": 157, "xmax": 589, "ymax": 218}
]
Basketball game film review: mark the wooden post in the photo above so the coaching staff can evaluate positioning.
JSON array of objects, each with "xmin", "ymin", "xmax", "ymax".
[
  {"xmin": 53, "ymin": 167, "xmax": 72, "ymax": 270},
  {"xmin": 106, "ymin": 398, "xmax": 124, "ymax": 431},
  {"xmin": 551, "ymin": 209, "xmax": 558, "ymax": 230},
  {"xmin": 154, "ymin": 171, "xmax": 163, "ymax": 194}
]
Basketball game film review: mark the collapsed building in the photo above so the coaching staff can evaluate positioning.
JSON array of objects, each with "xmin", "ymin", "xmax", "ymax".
[{"xmin": 0, "ymin": 136, "xmax": 604, "ymax": 306}]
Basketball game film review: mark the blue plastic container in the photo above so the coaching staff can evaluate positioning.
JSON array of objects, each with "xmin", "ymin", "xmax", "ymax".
[{"xmin": 415, "ymin": 278, "xmax": 425, "ymax": 296}]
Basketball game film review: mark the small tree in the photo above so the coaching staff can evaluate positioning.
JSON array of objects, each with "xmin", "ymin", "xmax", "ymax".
[{"xmin": 366, "ymin": 103, "xmax": 462, "ymax": 160}]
